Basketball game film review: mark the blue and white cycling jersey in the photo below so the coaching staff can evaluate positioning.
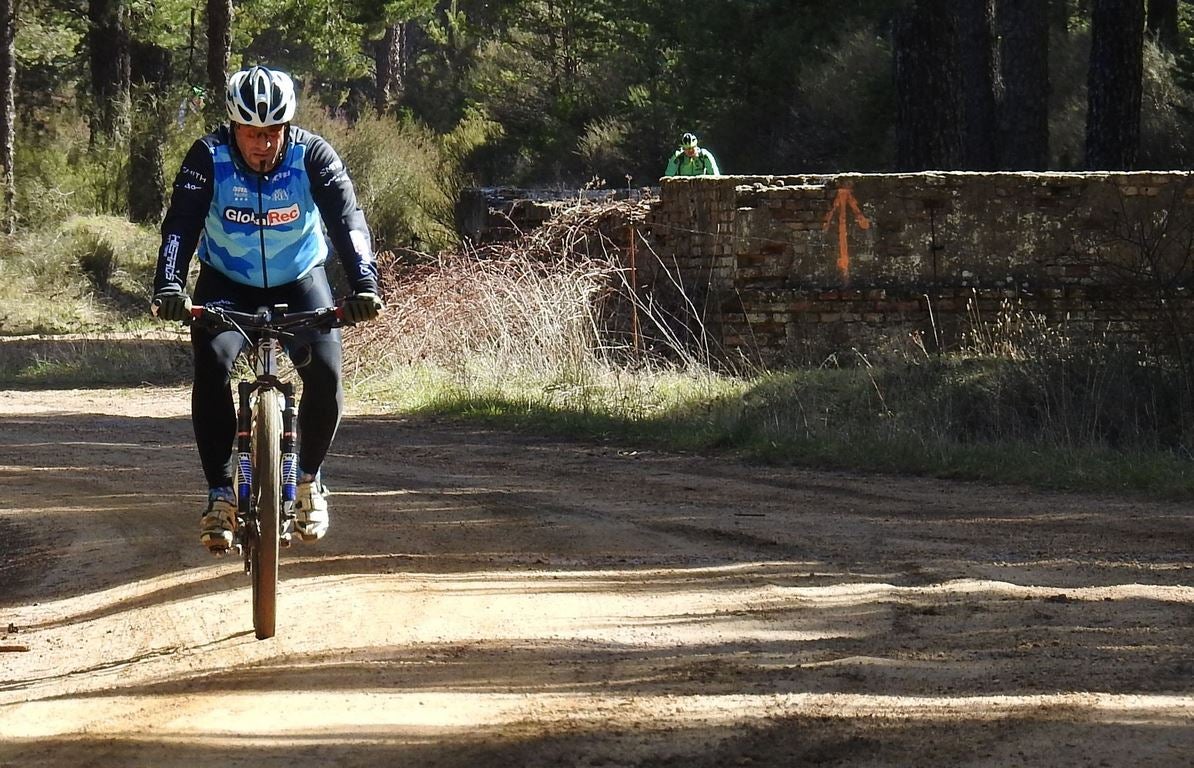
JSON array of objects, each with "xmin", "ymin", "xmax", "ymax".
[
  {"xmin": 200, "ymin": 140, "xmax": 325, "ymax": 287},
  {"xmin": 154, "ymin": 125, "xmax": 379, "ymax": 295}
]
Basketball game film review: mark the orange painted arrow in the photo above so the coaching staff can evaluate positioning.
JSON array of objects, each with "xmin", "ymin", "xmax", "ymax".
[{"xmin": 822, "ymin": 186, "xmax": 870, "ymax": 283}]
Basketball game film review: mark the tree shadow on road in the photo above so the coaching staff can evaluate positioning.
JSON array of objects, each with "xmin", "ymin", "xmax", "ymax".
[
  {"xmin": 2, "ymin": 406, "xmax": 1194, "ymax": 767},
  {"xmin": 0, "ymin": 712, "xmax": 1189, "ymax": 768}
]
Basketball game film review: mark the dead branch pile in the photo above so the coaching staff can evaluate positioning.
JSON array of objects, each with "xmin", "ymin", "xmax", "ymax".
[{"xmin": 343, "ymin": 196, "xmax": 656, "ymax": 373}]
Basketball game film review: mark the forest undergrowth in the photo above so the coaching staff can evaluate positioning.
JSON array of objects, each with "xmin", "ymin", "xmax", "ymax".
[
  {"xmin": 342, "ymin": 197, "xmax": 1194, "ymax": 500},
  {"xmin": 1, "ymin": 190, "xmax": 1191, "ymax": 498}
]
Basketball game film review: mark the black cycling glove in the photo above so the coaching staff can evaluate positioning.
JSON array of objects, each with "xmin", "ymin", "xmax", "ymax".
[
  {"xmin": 342, "ymin": 292, "xmax": 384, "ymax": 324},
  {"xmin": 152, "ymin": 290, "xmax": 192, "ymax": 322}
]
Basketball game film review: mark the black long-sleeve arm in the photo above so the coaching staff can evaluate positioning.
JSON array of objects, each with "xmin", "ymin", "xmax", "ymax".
[
  {"xmin": 154, "ymin": 139, "xmax": 215, "ymax": 295},
  {"xmin": 302, "ymin": 134, "xmax": 380, "ymax": 295}
]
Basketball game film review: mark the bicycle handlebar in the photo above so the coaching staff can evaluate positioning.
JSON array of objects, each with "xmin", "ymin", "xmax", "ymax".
[{"xmin": 189, "ymin": 304, "xmax": 345, "ymax": 334}]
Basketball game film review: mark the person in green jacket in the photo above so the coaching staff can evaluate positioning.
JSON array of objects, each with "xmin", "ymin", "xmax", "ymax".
[{"xmin": 664, "ymin": 132, "xmax": 721, "ymax": 176}]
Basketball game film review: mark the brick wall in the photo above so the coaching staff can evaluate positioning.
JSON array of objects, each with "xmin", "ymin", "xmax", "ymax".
[{"xmin": 642, "ymin": 172, "xmax": 1194, "ymax": 366}]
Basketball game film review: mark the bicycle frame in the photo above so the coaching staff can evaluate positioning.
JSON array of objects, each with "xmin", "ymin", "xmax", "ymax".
[
  {"xmin": 235, "ymin": 330, "xmax": 300, "ymax": 549},
  {"xmin": 190, "ymin": 303, "xmax": 343, "ymax": 639}
]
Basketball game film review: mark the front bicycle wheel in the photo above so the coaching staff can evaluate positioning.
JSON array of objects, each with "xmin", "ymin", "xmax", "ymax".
[{"xmin": 251, "ymin": 388, "xmax": 281, "ymax": 640}]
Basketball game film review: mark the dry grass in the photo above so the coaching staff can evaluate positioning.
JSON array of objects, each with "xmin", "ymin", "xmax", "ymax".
[
  {"xmin": 342, "ymin": 196, "xmax": 1194, "ymax": 498},
  {"xmin": 338, "ymin": 194, "xmax": 743, "ymax": 422},
  {"xmin": 0, "ymin": 216, "xmax": 160, "ymax": 336},
  {"xmin": 345, "ymin": 196, "xmax": 655, "ymax": 380}
]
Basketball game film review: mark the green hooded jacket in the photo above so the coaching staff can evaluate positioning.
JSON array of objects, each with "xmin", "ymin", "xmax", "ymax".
[{"xmin": 664, "ymin": 147, "xmax": 721, "ymax": 177}]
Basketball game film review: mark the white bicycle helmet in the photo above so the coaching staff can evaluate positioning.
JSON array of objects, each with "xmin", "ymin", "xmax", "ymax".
[{"xmin": 226, "ymin": 65, "xmax": 296, "ymax": 126}]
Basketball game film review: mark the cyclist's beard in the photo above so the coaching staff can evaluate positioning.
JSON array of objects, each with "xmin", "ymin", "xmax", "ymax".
[
  {"xmin": 257, "ymin": 149, "xmax": 279, "ymax": 174},
  {"xmin": 252, "ymin": 144, "xmax": 282, "ymax": 174}
]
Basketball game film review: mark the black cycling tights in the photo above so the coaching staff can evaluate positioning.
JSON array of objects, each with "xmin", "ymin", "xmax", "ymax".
[{"xmin": 191, "ymin": 266, "xmax": 344, "ymax": 489}]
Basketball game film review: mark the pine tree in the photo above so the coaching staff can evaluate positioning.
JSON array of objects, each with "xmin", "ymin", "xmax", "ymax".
[
  {"xmin": 997, "ymin": 0, "xmax": 1050, "ymax": 169},
  {"xmin": 1085, "ymin": 0, "xmax": 1145, "ymax": 170},
  {"xmin": 893, "ymin": 0, "xmax": 964, "ymax": 170}
]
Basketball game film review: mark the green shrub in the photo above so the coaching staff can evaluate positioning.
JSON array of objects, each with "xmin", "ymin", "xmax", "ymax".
[
  {"xmin": 1139, "ymin": 40, "xmax": 1194, "ymax": 169},
  {"xmin": 298, "ymin": 105, "xmax": 498, "ymax": 253},
  {"xmin": 16, "ymin": 118, "xmax": 130, "ymax": 223},
  {"xmin": 785, "ymin": 29, "xmax": 896, "ymax": 172},
  {"xmin": 77, "ymin": 234, "xmax": 119, "ymax": 289},
  {"xmin": 577, "ymin": 117, "xmax": 633, "ymax": 183},
  {"xmin": 14, "ymin": 98, "xmax": 209, "ymax": 231}
]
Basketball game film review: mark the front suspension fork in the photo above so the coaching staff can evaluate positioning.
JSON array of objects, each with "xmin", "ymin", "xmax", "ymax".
[
  {"xmin": 237, "ymin": 380, "xmax": 299, "ymax": 544},
  {"xmin": 280, "ymin": 383, "xmax": 298, "ymax": 539},
  {"xmin": 236, "ymin": 380, "xmax": 256, "ymax": 518}
]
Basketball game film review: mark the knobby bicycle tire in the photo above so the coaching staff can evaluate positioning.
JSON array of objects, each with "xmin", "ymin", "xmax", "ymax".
[{"xmin": 252, "ymin": 388, "xmax": 281, "ymax": 640}]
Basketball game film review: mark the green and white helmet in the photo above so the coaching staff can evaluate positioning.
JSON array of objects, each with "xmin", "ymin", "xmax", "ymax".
[{"xmin": 226, "ymin": 65, "xmax": 296, "ymax": 127}]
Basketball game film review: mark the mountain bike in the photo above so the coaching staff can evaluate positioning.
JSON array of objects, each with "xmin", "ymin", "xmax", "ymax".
[{"xmin": 190, "ymin": 303, "xmax": 344, "ymax": 640}]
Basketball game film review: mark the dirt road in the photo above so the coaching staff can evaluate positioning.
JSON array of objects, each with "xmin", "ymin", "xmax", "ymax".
[{"xmin": 1, "ymin": 387, "xmax": 1192, "ymax": 767}]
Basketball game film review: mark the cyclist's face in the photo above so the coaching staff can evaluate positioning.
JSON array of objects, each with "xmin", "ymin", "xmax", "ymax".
[
  {"xmin": 683, "ymin": 146, "xmax": 697, "ymax": 156},
  {"xmin": 233, "ymin": 122, "xmax": 287, "ymax": 172}
]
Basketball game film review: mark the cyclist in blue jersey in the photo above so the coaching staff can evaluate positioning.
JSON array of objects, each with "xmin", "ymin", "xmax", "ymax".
[{"xmin": 150, "ymin": 65, "xmax": 384, "ymax": 554}]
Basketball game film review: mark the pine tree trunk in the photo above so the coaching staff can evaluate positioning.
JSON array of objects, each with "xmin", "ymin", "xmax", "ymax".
[
  {"xmin": 893, "ymin": 0, "xmax": 964, "ymax": 171},
  {"xmin": 129, "ymin": 103, "xmax": 166, "ymax": 223},
  {"xmin": 206, "ymin": 0, "xmax": 232, "ymax": 114},
  {"xmin": 0, "ymin": 0, "xmax": 15, "ymax": 233},
  {"xmin": 1147, "ymin": 0, "xmax": 1178, "ymax": 50},
  {"xmin": 958, "ymin": 0, "xmax": 999, "ymax": 170},
  {"xmin": 1085, "ymin": 0, "xmax": 1145, "ymax": 170},
  {"xmin": 88, "ymin": 0, "xmax": 131, "ymax": 145},
  {"xmin": 374, "ymin": 23, "xmax": 409, "ymax": 116},
  {"xmin": 129, "ymin": 41, "xmax": 170, "ymax": 224},
  {"xmin": 997, "ymin": 0, "xmax": 1051, "ymax": 169}
]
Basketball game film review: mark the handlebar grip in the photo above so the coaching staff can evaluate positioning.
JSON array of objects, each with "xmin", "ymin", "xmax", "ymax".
[{"xmin": 190, "ymin": 306, "xmax": 205, "ymax": 320}]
